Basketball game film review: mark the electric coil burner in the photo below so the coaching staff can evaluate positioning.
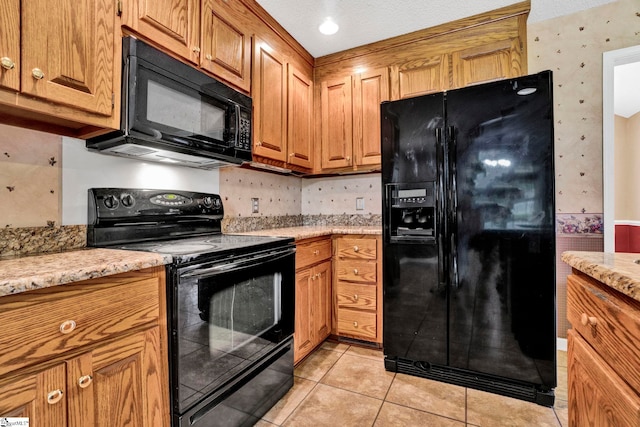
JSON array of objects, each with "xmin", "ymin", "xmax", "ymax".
[{"xmin": 88, "ymin": 188, "xmax": 295, "ymax": 427}]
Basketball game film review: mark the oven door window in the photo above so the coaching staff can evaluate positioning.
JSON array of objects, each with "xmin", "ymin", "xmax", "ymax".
[{"xmin": 175, "ymin": 250, "xmax": 294, "ymax": 413}]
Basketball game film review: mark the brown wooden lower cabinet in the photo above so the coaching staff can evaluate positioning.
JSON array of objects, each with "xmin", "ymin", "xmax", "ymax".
[
  {"xmin": 0, "ymin": 267, "xmax": 170, "ymax": 426},
  {"xmin": 567, "ymin": 271, "xmax": 640, "ymax": 426},
  {"xmin": 294, "ymin": 237, "xmax": 332, "ymax": 364}
]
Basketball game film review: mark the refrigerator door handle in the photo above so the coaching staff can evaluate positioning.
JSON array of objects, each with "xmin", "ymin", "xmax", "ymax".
[{"xmin": 447, "ymin": 125, "xmax": 460, "ymax": 289}]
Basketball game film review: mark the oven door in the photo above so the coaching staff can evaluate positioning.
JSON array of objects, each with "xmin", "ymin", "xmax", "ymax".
[{"xmin": 171, "ymin": 246, "xmax": 295, "ymax": 416}]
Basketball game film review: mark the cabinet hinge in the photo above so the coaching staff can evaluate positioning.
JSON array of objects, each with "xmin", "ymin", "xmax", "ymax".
[
  {"xmin": 116, "ymin": 0, "xmax": 122, "ymax": 17},
  {"xmin": 520, "ymin": 41, "xmax": 524, "ymax": 52},
  {"xmin": 112, "ymin": 93, "xmax": 115, "ymax": 109}
]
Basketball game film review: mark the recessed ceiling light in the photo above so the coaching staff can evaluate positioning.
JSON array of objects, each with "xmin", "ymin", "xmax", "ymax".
[{"xmin": 319, "ymin": 17, "xmax": 339, "ymax": 35}]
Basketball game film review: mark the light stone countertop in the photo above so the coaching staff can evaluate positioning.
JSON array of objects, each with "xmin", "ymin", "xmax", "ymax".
[
  {"xmin": 234, "ymin": 225, "xmax": 382, "ymax": 240},
  {"xmin": 0, "ymin": 248, "xmax": 171, "ymax": 297},
  {"xmin": 562, "ymin": 251, "xmax": 640, "ymax": 303}
]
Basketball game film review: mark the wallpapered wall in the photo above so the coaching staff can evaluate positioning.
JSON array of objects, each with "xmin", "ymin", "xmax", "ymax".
[
  {"xmin": 528, "ymin": 0, "xmax": 640, "ymax": 234},
  {"xmin": 0, "ymin": 125, "xmax": 61, "ymax": 228}
]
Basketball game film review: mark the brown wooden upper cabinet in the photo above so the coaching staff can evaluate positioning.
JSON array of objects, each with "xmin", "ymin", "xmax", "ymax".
[
  {"xmin": 320, "ymin": 68, "xmax": 389, "ymax": 171},
  {"xmin": 0, "ymin": 0, "xmax": 119, "ymax": 135},
  {"xmin": 123, "ymin": 0, "xmax": 200, "ymax": 64},
  {"xmin": 123, "ymin": 0, "xmax": 251, "ymax": 93},
  {"xmin": 450, "ymin": 38, "xmax": 522, "ymax": 89},
  {"xmin": 253, "ymin": 37, "xmax": 313, "ymax": 171}
]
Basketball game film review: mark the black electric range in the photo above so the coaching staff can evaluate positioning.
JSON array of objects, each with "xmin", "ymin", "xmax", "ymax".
[{"xmin": 87, "ymin": 188, "xmax": 295, "ymax": 427}]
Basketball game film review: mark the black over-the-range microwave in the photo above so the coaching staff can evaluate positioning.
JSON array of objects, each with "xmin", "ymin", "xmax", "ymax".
[{"xmin": 86, "ymin": 37, "xmax": 252, "ymax": 169}]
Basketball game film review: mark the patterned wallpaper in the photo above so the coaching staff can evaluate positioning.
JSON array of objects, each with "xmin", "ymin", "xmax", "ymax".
[
  {"xmin": 527, "ymin": 0, "xmax": 640, "ymax": 234},
  {"xmin": 0, "ymin": 124, "xmax": 61, "ymax": 228}
]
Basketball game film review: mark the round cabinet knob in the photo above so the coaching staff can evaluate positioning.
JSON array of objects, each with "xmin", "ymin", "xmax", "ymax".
[
  {"xmin": 353, "ymin": 294, "xmax": 359, "ymax": 301},
  {"xmin": 78, "ymin": 375, "xmax": 93, "ymax": 389},
  {"xmin": 205, "ymin": 54, "xmax": 212, "ymax": 60},
  {"xmin": 59, "ymin": 319, "xmax": 77, "ymax": 334},
  {"xmin": 289, "ymin": 153, "xmax": 294, "ymax": 157},
  {"xmin": 47, "ymin": 389, "xmax": 64, "ymax": 405},
  {"xmin": 313, "ymin": 250, "xmax": 320, "ymax": 255},
  {"xmin": 32, "ymin": 68, "xmax": 45, "ymax": 80},
  {"xmin": 353, "ymin": 268, "xmax": 359, "ymax": 275},
  {"xmin": 1, "ymin": 57, "xmax": 15, "ymax": 70},
  {"xmin": 580, "ymin": 313, "xmax": 598, "ymax": 326},
  {"xmin": 346, "ymin": 156, "xmax": 351, "ymax": 162},
  {"xmin": 193, "ymin": 46, "xmax": 201, "ymax": 53},
  {"xmin": 353, "ymin": 321, "xmax": 358, "ymax": 327},
  {"xmin": 256, "ymin": 142, "xmax": 262, "ymax": 147},
  {"xmin": 353, "ymin": 245, "xmax": 359, "ymax": 252}
]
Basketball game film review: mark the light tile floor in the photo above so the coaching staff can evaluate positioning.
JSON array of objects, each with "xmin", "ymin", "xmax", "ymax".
[{"xmin": 257, "ymin": 342, "xmax": 568, "ymax": 427}]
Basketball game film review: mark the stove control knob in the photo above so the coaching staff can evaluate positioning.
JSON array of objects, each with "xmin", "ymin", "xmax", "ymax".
[
  {"xmin": 212, "ymin": 198, "xmax": 222, "ymax": 209},
  {"xmin": 103, "ymin": 195, "xmax": 119, "ymax": 209},
  {"xmin": 202, "ymin": 196, "xmax": 214, "ymax": 208},
  {"xmin": 120, "ymin": 193, "xmax": 135, "ymax": 207}
]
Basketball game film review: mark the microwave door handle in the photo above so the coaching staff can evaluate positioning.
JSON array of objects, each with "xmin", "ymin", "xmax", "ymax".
[
  {"xmin": 234, "ymin": 104, "xmax": 241, "ymax": 147},
  {"xmin": 182, "ymin": 247, "xmax": 296, "ymax": 278}
]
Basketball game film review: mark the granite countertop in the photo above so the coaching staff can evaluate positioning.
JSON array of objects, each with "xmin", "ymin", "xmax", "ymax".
[
  {"xmin": 562, "ymin": 251, "xmax": 640, "ymax": 303},
  {"xmin": 0, "ymin": 248, "xmax": 171, "ymax": 297},
  {"xmin": 234, "ymin": 225, "xmax": 382, "ymax": 240}
]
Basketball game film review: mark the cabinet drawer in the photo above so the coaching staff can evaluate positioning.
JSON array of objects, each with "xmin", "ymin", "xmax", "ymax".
[
  {"xmin": 567, "ymin": 273, "xmax": 640, "ymax": 393},
  {"xmin": 337, "ymin": 309, "xmax": 377, "ymax": 339},
  {"xmin": 336, "ymin": 283, "xmax": 376, "ymax": 310},
  {"xmin": 568, "ymin": 330, "xmax": 640, "ymax": 426},
  {"xmin": 0, "ymin": 274, "xmax": 160, "ymax": 376},
  {"xmin": 296, "ymin": 238, "xmax": 331, "ymax": 269},
  {"xmin": 335, "ymin": 238, "xmax": 377, "ymax": 260},
  {"xmin": 335, "ymin": 260, "xmax": 377, "ymax": 283}
]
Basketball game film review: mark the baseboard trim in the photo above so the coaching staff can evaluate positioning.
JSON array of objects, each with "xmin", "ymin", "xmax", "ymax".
[{"xmin": 557, "ymin": 337, "xmax": 567, "ymax": 352}]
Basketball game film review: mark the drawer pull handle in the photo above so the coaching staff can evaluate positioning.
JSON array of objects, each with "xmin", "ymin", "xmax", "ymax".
[
  {"xmin": 353, "ymin": 245, "xmax": 359, "ymax": 252},
  {"xmin": 1, "ymin": 57, "xmax": 15, "ymax": 70},
  {"xmin": 354, "ymin": 294, "xmax": 359, "ymax": 301},
  {"xmin": 32, "ymin": 68, "xmax": 45, "ymax": 80},
  {"xmin": 47, "ymin": 389, "xmax": 63, "ymax": 405},
  {"xmin": 353, "ymin": 321, "xmax": 358, "ymax": 327},
  {"xmin": 78, "ymin": 375, "xmax": 93, "ymax": 388},
  {"xmin": 580, "ymin": 313, "xmax": 598, "ymax": 326},
  {"xmin": 59, "ymin": 320, "xmax": 77, "ymax": 334},
  {"xmin": 353, "ymin": 268, "xmax": 359, "ymax": 275}
]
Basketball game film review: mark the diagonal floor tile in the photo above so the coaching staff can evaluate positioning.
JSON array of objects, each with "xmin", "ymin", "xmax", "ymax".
[
  {"xmin": 467, "ymin": 388, "xmax": 560, "ymax": 426},
  {"xmin": 385, "ymin": 374, "xmax": 466, "ymax": 422},
  {"xmin": 261, "ymin": 377, "xmax": 317, "ymax": 425},
  {"xmin": 282, "ymin": 383, "xmax": 382, "ymax": 427},
  {"xmin": 374, "ymin": 402, "xmax": 465, "ymax": 427},
  {"xmin": 321, "ymin": 353, "xmax": 394, "ymax": 399},
  {"xmin": 294, "ymin": 348, "xmax": 342, "ymax": 382}
]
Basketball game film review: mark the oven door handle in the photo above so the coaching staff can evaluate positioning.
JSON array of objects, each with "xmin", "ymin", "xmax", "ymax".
[{"xmin": 182, "ymin": 247, "xmax": 296, "ymax": 277}]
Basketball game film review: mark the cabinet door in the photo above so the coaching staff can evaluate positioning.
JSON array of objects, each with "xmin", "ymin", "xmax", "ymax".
[
  {"xmin": 287, "ymin": 63, "xmax": 313, "ymax": 169},
  {"xmin": 252, "ymin": 38, "xmax": 287, "ymax": 162},
  {"xmin": 320, "ymin": 75, "xmax": 353, "ymax": 169},
  {"xmin": 568, "ymin": 330, "xmax": 640, "ymax": 426},
  {"xmin": 21, "ymin": 0, "xmax": 115, "ymax": 115},
  {"xmin": 353, "ymin": 68, "xmax": 389, "ymax": 167},
  {"xmin": 69, "ymin": 327, "xmax": 168, "ymax": 427},
  {"xmin": 294, "ymin": 268, "xmax": 314, "ymax": 364},
  {"xmin": 201, "ymin": 0, "xmax": 251, "ymax": 92},
  {"xmin": 0, "ymin": 0, "xmax": 20, "ymax": 91},
  {"xmin": 451, "ymin": 38, "xmax": 522, "ymax": 89},
  {"xmin": 125, "ymin": 0, "xmax": 200, "ymax": 64},
  {"xmin": 313, "ymin": 261, "xmax": 332, "ymax": 343},
  {"xmin": 0, "ymin": 363, "xmax": 67, "ymax": 425},
  {"xmin": 389, "ymin": 54, "xmax": 448, "ymax": 100}
]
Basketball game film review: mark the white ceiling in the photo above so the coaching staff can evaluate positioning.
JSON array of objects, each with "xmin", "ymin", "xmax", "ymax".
[{"xmin": 255, "ymin": 0, "xmax": 616, "ymax": 58}]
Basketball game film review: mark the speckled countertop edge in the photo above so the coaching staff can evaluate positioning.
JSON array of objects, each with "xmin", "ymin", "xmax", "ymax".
[
  {"xmin": 232, "ymin": 225, "xmax": 382, "ymax": 240},
  {"xmin": 0, "ymin": 248, "xmax": 171, "ymax": 297},
  {"xmin": 561, "ymin": 251, "xmax": 640, "ymax": 302}
]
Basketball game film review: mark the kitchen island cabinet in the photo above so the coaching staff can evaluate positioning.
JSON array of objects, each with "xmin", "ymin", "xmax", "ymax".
[
  {"xmin": 0, "ymin": 252, "xmax": 170, "ymax": 427},
  {"xmin": 562, "ymin": 251, "xmax": 640, "ymax": 427}
]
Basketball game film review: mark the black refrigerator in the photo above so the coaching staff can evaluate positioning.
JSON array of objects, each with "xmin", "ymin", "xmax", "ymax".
[{"xmin": 381, "ymin": 71, "xmax": 556, "ymax": 406}]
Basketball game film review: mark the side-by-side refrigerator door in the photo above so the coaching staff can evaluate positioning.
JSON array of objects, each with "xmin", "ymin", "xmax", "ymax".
[
  {"xmin": 381, "ymin": 93, "xmax": 449, "ymax": 367},
  {"xmin": 445, "ymin": 71, "xmax": 556, "ymax": 389}
]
